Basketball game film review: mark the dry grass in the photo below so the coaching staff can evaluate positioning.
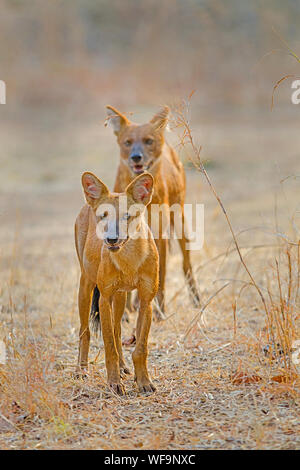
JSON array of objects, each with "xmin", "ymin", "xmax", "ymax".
[{"xmin": 0, "ymin": 107, "xmax": 300, "ymax": 450}]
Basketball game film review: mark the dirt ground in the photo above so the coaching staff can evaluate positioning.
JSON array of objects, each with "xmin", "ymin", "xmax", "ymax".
[{"xmin": 0, "ymin": 106, "xmax": 299, "ymax": 449}]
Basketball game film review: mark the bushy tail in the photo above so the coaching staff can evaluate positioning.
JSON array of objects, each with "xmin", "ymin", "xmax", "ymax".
[{"xmin": 90, "ymin": 286, "xmax": 101, "ymax": 336}]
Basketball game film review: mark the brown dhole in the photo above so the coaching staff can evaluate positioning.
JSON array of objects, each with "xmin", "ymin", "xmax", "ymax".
[
  {"xmin": 98, "ymin": 105, "xmax": 200, "ymax": 319},
  {"xmin": 75, "ymin": 171, "xmax": 158, "ymax": 395}
]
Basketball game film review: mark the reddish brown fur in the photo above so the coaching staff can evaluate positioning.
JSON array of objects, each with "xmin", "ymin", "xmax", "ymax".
[
  {"xmin": 75, "ymin": 172, "xmax": 159, "ymax": 395},
  {"xmin": 106, "ymin": 105, "xmax": 200, "ymax": 317}
]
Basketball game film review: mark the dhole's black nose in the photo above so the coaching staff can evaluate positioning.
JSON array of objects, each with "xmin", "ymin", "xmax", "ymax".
[
  {"xmin": 131, "ymin": 154, "xmax": 142, "ymax": 163},
  {"xmin": 106, "ymin": 237, "xmax": 118, "ymax": 245}
]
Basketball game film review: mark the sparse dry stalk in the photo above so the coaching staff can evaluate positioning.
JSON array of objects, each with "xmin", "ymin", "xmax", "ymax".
[
  {"xmin": 171, "ymin": 99, "xmax": 269, "ymax": 319},
  {"xmin": 171, "ymin": 98, "xmax": 299, "ymax": 379},
  {"xmin": 287, "ymin": 248, "xmax": 292, "ymax": 308},
  {"xmin": 275, "ymin": 259, "xmax": 286, "ymax": 326},
  {"xmin": 232, "ymin": 301, "xmax": 237, "ymax": 339},
  {"xmin": 266, "ymin": 246, "xmax": 298, "ymax": 375}
]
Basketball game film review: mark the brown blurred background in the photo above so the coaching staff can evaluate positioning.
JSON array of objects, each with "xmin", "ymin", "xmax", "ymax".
[
  {"xmin": 0, "ymin": 0, "xmax": 299, "ymax": 257},
  {"xmin": 1, "ymin": 0, "xmax": 300, "ymax": 185}
]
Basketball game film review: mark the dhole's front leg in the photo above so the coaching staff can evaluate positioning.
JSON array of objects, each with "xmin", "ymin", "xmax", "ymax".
[
  {"xmin": 100, "ymin": 295, "xmax": 124, "ymax": 395},
  {"xmin": 77, "ymin": 274, "xmax": 95, "ymax": 374},
  {"xmin": 112, "ymin": 292, "xmax": 131, "ymax": 377},
  {"xmin": 132, "ymin": 299, "xmax": 156, "ymax": 393},
  {"xmin": 154, "ymin": 238, "xmax": 167, "ymax": 321}
]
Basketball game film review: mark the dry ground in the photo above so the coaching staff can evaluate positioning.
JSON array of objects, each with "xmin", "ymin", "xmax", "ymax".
[{"xmin": 0, "ymin": 106, "xmax": 299, "ymax": 449}]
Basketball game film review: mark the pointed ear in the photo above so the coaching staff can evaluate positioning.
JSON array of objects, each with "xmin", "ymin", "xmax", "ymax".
[
  {"xmin": 150, "ymin": 106, "xmax": 169, "ymax": 132},
  {"xmin": 106, "ymin": 105, "xmax": 130, "ymax": 136},
  {"xmin": 82, "ymin": 172, "xmax": 109, "ymax": 208},
  {"xmin": 126, "ymin": 173, "xmax": 154, "ymax": 206}
]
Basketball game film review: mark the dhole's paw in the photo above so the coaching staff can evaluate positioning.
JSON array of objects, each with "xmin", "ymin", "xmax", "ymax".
[
  {"xmin": 136, "ymin": 378, "xmax": 156, "ymax": 394},
  {"xmin": 73, "ymin": 367, "xmax": 89, "ymax": 379},
  {"xmin": 122, "ymin": 333, "xmax": 136, "ymax": 347},
  {"xmin": 120, "ymin": 366, "xmax": 131, "ymax": 378},
  {"xmin": 153, "ymin": 306, "xmax": 166, "ymax": 322},
  {"xmin": 109, "ymin": 381, "xmax": 125, "ymax": 396}
]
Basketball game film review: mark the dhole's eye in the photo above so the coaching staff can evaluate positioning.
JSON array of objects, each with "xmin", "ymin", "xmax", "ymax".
[
  {"xmin": 98, "ymin": 211, "xmax": 108, "ymax": 220},
  {"xmin": 123, "ymin": 213, "xmax": 130, "ymax": 220},
  {"xmin": 124, "ymin": 139, "xmax": 132, "ymax": 147},
  {"xmin": 144, "ymin": 138, "xmax": 153, "ymax": 145}
]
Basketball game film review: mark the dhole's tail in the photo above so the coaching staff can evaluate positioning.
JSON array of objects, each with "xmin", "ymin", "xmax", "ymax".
[{"xmin": 90, "ymin": 286, "xmax": 101, "ymax": 335}]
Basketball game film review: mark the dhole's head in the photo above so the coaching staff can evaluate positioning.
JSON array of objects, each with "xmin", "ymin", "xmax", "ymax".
[
  {"xmin": 82, "ymin": 171, "xmax": 154, "ymax": 252},
  {"xmin": 106, "ymin": 105, "xmax": 169, "ymax": 176}
]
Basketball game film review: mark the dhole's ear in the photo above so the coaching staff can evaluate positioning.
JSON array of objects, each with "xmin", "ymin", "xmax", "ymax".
[
  {"xmin": 150, "ymin": 106, "xmax": 169, "ymax": 132},
  {"xmin": 126, "ymin": 173, "xmax": 154, "ymax": 206},
  {"xmin": 106, "ymin": 105, "xmax": 130, "ymax": 136},
  {"xmin": 82, "ymin": 172, "xmax": 109, "ymax": 208}
]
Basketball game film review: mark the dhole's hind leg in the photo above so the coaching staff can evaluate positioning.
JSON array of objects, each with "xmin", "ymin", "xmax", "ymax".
[
  {"xmin": 125, "ymin": 291, "xmax": 133, "ymax": 313},
  {"xmin": 153, "ymin": 238, "xmax": 167, "ymax": 321},
  {"xmin": 77, "ymin": 274, "xmax": 95, "ymax": 374},
  {"xmin": 125, "ymin": 290, "xmax": 139, "ymax": 316},
  {"xmin": 112, "ymin": 292, "xmax": 131, "ymax": 377},
  {"xmin": 177, "ymin": 212, "xmax": 200, "ymax": 307}
]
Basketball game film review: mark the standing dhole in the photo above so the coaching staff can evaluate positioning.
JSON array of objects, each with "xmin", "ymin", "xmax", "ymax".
[
  {"xmin": 75, "ymin": 171, "xmax": 158, "ymax": 395},
  {"xmin": 91, "ymin": 105, "xmax": 200, "ymax": 322}
]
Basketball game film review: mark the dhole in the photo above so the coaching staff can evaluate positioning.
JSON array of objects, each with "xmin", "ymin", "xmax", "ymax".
[
  {"xmin": 91, "ymin": 105, "xmax": 200, "ymax": 320},
  {"xmin": 75, "ymin": 171, "xmax": 158, "ymax": 395}
]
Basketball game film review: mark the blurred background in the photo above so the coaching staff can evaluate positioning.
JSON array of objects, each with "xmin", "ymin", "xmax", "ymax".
[
  {"xmin": 0, "ymin": 0, "xmax": 300, "ymax": 273},
  {"xmin": 1, "ymin": 0, "xmax": 300, "ymax": 189}
]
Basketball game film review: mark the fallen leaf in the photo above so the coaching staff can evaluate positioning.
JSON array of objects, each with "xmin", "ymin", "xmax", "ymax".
[
  {"xmin": 231, "ymin": 371, "xmax": 262, "ymax": 385},
  {"xmin": 283, "ymin": 429, "xmax": 295, "ymax": 435},
  {"xmin": 271, "ymin": 373, "xmax": 298, "ymax": 383},
  {"xmin": 134, "ymin": 441, "xmax": 143, "ymax": 448}
]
